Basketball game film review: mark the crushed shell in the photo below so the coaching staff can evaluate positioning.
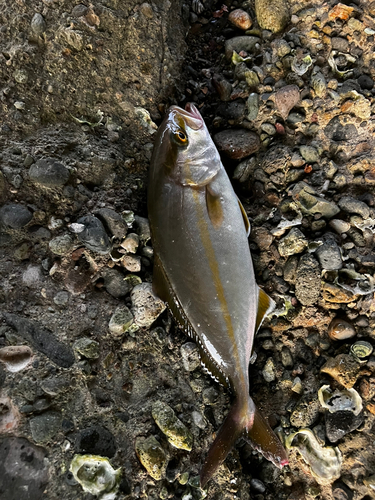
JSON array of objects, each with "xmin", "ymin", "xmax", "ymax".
[
  {"xmin": 350, "ymin": 341, "xmax": 373, "ymax": 361},
  {"xmin": 318, "ymin": 384, "xmax": 363, "ymax": 416}
]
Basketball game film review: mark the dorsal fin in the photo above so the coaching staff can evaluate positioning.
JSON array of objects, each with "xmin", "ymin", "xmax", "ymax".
[
  {"xmin": 255, "ymin": 287, "xmax": 275, "ymax": 333},
  {"xmin": 237, "ymin": 198, "xmax": 250, "ymax": 237},
  {"xmin": 206, "ymin": 184, "xmax": 224, "ymax": 229},
  {"xmin": 152, "ymin": 254, "xmax": 229, "ymax": 387}
]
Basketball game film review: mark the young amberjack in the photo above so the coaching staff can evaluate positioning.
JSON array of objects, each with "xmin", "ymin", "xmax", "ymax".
[{"xmin": 148, "ymin": 103, "xmax": 288, "ymax": 487}]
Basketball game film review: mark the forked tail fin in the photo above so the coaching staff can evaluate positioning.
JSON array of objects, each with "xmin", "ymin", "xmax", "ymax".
[{"xmin": 200, "ymin": 397, "xmax": 288, "ymax": 488}]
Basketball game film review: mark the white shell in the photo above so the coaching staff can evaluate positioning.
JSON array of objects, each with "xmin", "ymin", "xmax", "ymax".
[{"xmin": 318, "ymin": 384, "xmax": 363, "ymax": 416}]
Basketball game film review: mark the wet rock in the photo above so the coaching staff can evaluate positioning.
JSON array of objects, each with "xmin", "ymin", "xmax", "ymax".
[
  {"xmin": 76, "ymin": 426, "xmax": 117, "ymax": 458},
  {"xmin": 70, "ymin": 454, "xmax": 121, "ymax": 499},
  {"xmin": 108, "ymin": 306, "xmax": 135, "ymax": 336},
  {"xmin": 0, "ymin": 203, "xmax": 32, "ymax": 229},
  {"xmin": 0, "ymin": 346, "xmax": 32, "ymax": 372},
  {"xmin": 0, "ymin": 437, "xmax": 48, "ymax": 500},
  {"xmin": 3, "ymin": 313, "xmax": 75, "ymax": 368},
  {"xmin": 290, "ymin": 397, "xmax": 320, "ymax": 428},
  {"xmin": 338, "ymin": 196, "xmax": 370, "ymax": 219},
  {"xmin": 321, "ymin": 354, "xmax": 361, "ymax": 389},
  {"xmin": 30, "ymin": 411, "xmax": 62, "ymax": 443},
  {"xmin": 228, "ymin": 9, "xmax": 252, "ymax": 30},
  {"xmin": 214, "ymin": 129, "xmax": 260, "ymax": 160},
  {"xmin": 255, "ymin": 0, "xmax": 290, "ymax": 33},
  {"xmin": 29, "ymin": 158, "xmax": 70, "ymax": 187},
  {"xmin": 278, "ymin": 227, "xmax": 307, "ymax": 257},
  {"xmin": 299, "ymin": 145, "xmax": 319, "ymax": 164},
  {"xmin": 131, "ymin": 283, "xmax": 166, "ymax": 328},
  {"xmin": 0, "ymin": 396, "xmax": 20, "ymax": 433},
  {"xmin": 225, "ymin": 36, "xmax": 260, "ymax": 60},
  {"xmin": 49, "ymin": 234, "xmax": 74, "ymax": 256},
  {"xmin": 291, "ymin": 182, "xmax": 340, "ymax": 218},
  {"xmin": 120, "ymin": 233, "xmax": 140, "ymax": 254},
  {"xmin": 274, "ymin": 85, "xmax": 300, "ymax": 119},
  {"xmin": 73, "ymin": 338, "xmax": 100, "ymax": 359},
  {"xmin": 315, "ymin": 238, "xmax": 342, "ymax": 271},
  {"xmin": 102, "ymin": 269, "xmax": 130, "ymax": 299},
  {"xmin": 31, "ymin": 13, "xmax": 46, "ymax": 36},
  {"xmin": 325, "ymin": 410, "xmax": 364, "ymax": 443},
  {"xmin": 180, "ymin": 342, "xmax": 200, "ymax": 372},
  {"xmin": 76, "ymin": 215, "xmax": 111, "ymax": 254},
  {"xmin": 328, "ymin": 318, "xmax": 356, "ymax": 341},
  {"xmin": 152, "ymin": 400, "xmax": 193, "ymax": 451},
  {"xmin": 295, "ymin": 254, "xmax": 321, "ymax": 306},
  {"xmin": 96, "ymin": 208, "xmax": 128, "ymax": 240},
  {"xmin": 135, "ymin": 435, "xmax": 168, "ymax": 481}
]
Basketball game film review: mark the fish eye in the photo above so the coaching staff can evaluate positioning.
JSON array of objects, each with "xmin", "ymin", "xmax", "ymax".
[{"xmin": 174, "ymin": 130, "xmax": 188, "ymax": 146}]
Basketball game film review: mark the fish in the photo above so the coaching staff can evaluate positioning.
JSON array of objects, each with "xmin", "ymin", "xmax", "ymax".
[{"xmin": 148, "ymin": 102, "xmax": 288, "ymax": 487}]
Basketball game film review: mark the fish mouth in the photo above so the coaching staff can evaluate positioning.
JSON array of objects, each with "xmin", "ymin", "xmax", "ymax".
[{"xmin": 168, "ymin": 103, "xmax": 203, "ymax": 130}]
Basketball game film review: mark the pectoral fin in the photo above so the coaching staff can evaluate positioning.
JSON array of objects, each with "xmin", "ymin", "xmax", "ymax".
[
  {"xmin": 206, "ymin": 184, "xmax": 224, "ymax": 229},
  {"xmin": 255, "ymin": 287, "xmax": 275, "ymax": 333},
  {"xmin": 238, "ymin": 197, "xmax": 250, "ymax": 237}
]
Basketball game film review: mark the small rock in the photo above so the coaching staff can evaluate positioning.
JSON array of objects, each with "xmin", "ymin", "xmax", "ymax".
[
  {"xmin": 315, "ymin": 238, "xmax": 342, "ymax": 271},
  {"xmin": 225, "ymin": 36, "xmax": 260, "ymax": 60},
  {"xmin": 152, "ymin": 401, "xmax": 193, "ymax": 451},
  {"xmin": 29, "ymin": 158, "xmax": 70, "ymax": 188},
  {"xmin": 73, "ymin": 338, "xmax": 100, "ymax": 359},
  {"xmin": 180, "ymin": 343, "xmax": 200, "ymax": 372},
  {"xmin": 262, "ymin": 357, "xmax": 276, "ymax": 382},
  {"xmin": 22, "ymin": 265, "xmax": 43, "ymax": 287},
  {"xmin": 76, "ymin": 215, "xmax": 111, "ymax": 254},
  {"xmin": 96, "ymin": 208, "xmax": 128, "ymax": 240},
  {"xmin": 295, "ymin": 254, "xmax": 321, "ymax": 306},
  {"xmin": 291, "ymin": 182, "xmax": 340, "ymax": 218},
  {"xmin": 202, "ymin": 387, "xmax": 219, "ymax": 405},
  {"xmin": 278, "ymin": 227, "xmax": 307, "ymax": 257},
  {"xmin": 261, "ymin": 123, "xmax": 277, "ymax": 136},
  {"xmin": 72, "ymin": 4, "xmax": 88, "ymax": 16},
  {"xmin": 290, "ymin": 398, "xmax": 320, "ymax": 428},
  {"xmin": 283, "ymin": 255, "xmax": 298, "ymax": 283},
  {"xmin": 281, "ymin": 347, "xmax": 293, "ymax": 368},
  {"xmin": 321, "ymin": 354, "xmax": 361, "ymax": 389},
  {"xmin": 108, "ymin": 306, "xmax": 134, "ymax": 335},
  {"xmin": 228, "ymin": 9, "xmax": 252, "ymax": 30},
  {"xmin": 121, "ymin": 254, "xmax": 141, "ymax": 273},
  {"xmin": 325, "ymin": 410, "xmax": 364, "ymax": 443},
  {"xmin": 328, "ymin": 318, "xmax": 356, "ymax": 341},
  {"xmin": 322, "ymin": 283, "xmax": 355, "ymax": 304},
  {"xmin": 212, "ymin": 74, "xmax": 232, "ymax": 102},
  {"xmin": 214, "ymin": 129, "xmax": 260, "ymax": 160},
  {"xmin": 311, "ymin": 72, "xmax": 327, "ymax": 97},
  {"xmin": 0, "ymin": 203, "xmax": 32, "ymax": 229},
  {"xmin": 250, "ymin": 478, "xmax": 266, "ymax": 493},
  {"xmin": 357, "ymin": 74, "xmax": 374, "ymax": 90},
  {"xmin": 121, "ymin": 233, "xmax": 140, "ymax": 254},
  {"xmin": 31, "ymin": 13, "xmax": 46, "ymax": 36},
  {"xmin": 30, "ymin": 411, "xmax": 62, "ymax": 443},
  {"xmin": 14, "ymin": 69, "xmax": 28, "ymax": 84},
  {"xmin": 131, "ymin": 283, "xmax": 166, "ymax": 328},
  {"xmin": 102, "ymin": 269, "xmax": 130, "ymax": 299},
  {"xmin": 134, "ymin": 215, "xmax": 151, "ymax": 244},
  {"xmin": 53, "ymin": 291, "xmax": 70, "ymax": 306},
  {"xmin": 49, "ymin": 234, "xmax": 74, "ymax": 255},
  {"xmin": 0, "ymin": 346, "xmax": 33, "ymax": 372},
  {"xmin": 251, "ymin": 227, "xmax": 273, "ymax": 251},
  {"xmin": 192, "ymin": 411, "xmax": 206, "ymax": 430},
  {"xmin": 274, "ymin": 85, "xmax": 300, "ymax": 119},
  {"xmin": 247, "ymin": 93, "xmax": 259, "ymax": 120},
  {"xmin": 299, "ymin": 145, "xmax": 320, "ymax": 164},
  {"xmin": 0, "ymin": 396, "xmax": 20, "ymax": 433},
  {"xmin": 329, "ymin": 219, "xmax": 350, "ymax": 234},
  {"xmin": 255, "ymin": 0, "xmax": 290, "ymax": 33},
  {"xmin": 338, "ymin": 196, "xmax": 370, "ymax": 219},
  {"xmin": 135, "ymin": 435, "xmax": 168, "ymax": 481},
  {"xmin": 40, "ymin": 375, "xmax": 70, "ymax": 396},
  {"xmin": 76, "ymin": 426, "xmax": 117, "ymax": 458}
]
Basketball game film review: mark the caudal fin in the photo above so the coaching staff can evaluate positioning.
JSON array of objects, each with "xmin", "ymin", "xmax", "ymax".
[{"xmin": 200, "ymin": 398, "xmax": 287, "ymax": 488}]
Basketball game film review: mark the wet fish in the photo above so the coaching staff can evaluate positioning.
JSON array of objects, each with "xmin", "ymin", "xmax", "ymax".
[{"xmin": 148, "ymin": 103, "xmax": 288, "ymax": 486}]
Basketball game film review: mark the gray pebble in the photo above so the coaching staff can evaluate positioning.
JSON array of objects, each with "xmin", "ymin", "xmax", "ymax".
[
  {"xmin": 131, "ymin": 282, "xmax": 166, "ymax": 328},
  {"xmin": 262, "ymin": 357, "xmax": 276, "ymax": 382},
  {"xmin": 299, "ymin": 145, "xmax": 320, "ymax": 163},
  {"xmin": 31, "ymin": 13, "xmax": 46, "ymax": 36},
  {"xmin": 76, "ymin": 215, "xmax": 111, "ymax": 254},
  {"xmin": 202, "ymin": 387, "xmax": 219, "ymax": 405},
  {"xmin": 278, "ymin": 228, "xmax": 308, "ymax": 257},
  {"xmin": 49, "ymin": 234, "xmax": 74, "ymax": 256},
  {"xmin": 96, "ymin": 208, "xmax": 128, "ymax": 240},
  {"xmin": 250, "ymin": 478, "xmax": 266, "ymax": 493},
  {"xmin": 338, "ymin": 196, "xmax": 370, "ymax": 219},
  {"xmin": 225, "ymin": 36, "xmax": 260, "ymax": 60},
  {"xmin": 53, "ymin": 291, "xmax": 69, "ymax": 306},
  {"xmin": 102, "ymin": 268, "xmax": 130, "ymax": 298},
  {"xmin": 315, "ymin": 238, "xmax": 342, "ymax": 271},
  {"xmin": 22, "ymin": 265, "xmax": 43, "ymax": 287},
  {"xmin": 30, "ymin": 411, "xmax": 62, "ymax": 443},
  {"xmin": 180, "ymin": 342, "xmax": 200, "ymax": 372},
  {"xmin": 261, "ymin": 122, "xmax": 277, "ymax": 136},
  {"xmin": 24, "ymin": 154, "xmax": 35, "ymax": 167},
  {"xmin": 247, "ymin": 93, "xmax": 259, "ymax": 121},
  {"xmin": 29, "ymin": 158, "xmax": 70, "ymax": 188},
  {"xmin": 134, "ymin": 215, "xmax": 151, "ymax": 244},
  {"xmin": 109, "ymin": 305, "xmax": 135, "ymax": 335},
  {"xmin": 0, "ymin": 203, "xmax": 32, "ymax": 229},
  {"xmin": 73, "ymin": 337, "xmax": 100, "ymax": 359},
  {"xmin": 14, "ymin": 69, "xmax": 28, "ymax": 84},
  {"xmin": 281, "ymin": 346, "xmax": 293, "ymax": 368}
]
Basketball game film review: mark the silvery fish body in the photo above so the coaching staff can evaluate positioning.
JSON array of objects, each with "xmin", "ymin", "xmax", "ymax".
[{"xmin": 148, "ymin": 103, "xmax": 287, "ymax": 486}]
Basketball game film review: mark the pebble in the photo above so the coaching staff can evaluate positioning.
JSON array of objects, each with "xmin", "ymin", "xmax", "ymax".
[
  {"xmin": 180, "ymin": 342, "xmax": 200, "ymax": 372},
  {"xmin": 131, "ymin": 283, "xmax": 166, "ymax": 328},
  {"xmin": 3, "ymin": 313, "xmax": 75, "ymax": 368},
  {"xmin": 134, "ymin": 215, "xmax": 151, "ymax": 245},
  {"xmin": 251, "ymin": 227, "xmax": 273, "ymax": 251},
  {"xmin": 261, "ymin": 122, "xmax": 277, "ymax": 136},
  {"xmin": 76, "ymin": 215, "xmax": 111, "ymax": 254},
  {"xmin": 202, "ymin": 387, "xmax": 219, "ymax": 405},
  {"xmin": 295, "ymin": 254, "xmax": 321, "ymax": 306},
  {"xmin": 214, "ymin": 129, "xmax": 260, "ymax": 160},
  {"xmin": 278, "ymin": 227, "xmax": 307, "ymax": 257},
  {"xmin": 315, "ymin": 238, "xmax": 342, "ymax": 271},
  {"xmin": 0, "ymin": 203, "xmax": 33, "ymax": 229},
  {"xmin": 73, "ymin": 338, "xmax": 100, "ymax": 359},
  {"xmin": 283, "ymin": 255, "xmax": 298, "ymax": 284},
  {"xmin": 247, "ymin": 92, "xmax": 259, "ymax": 120},
  {"xmin": 121, "ymin": 233, "xmax": 140, "ymax": 253},
  {"xmin": 135, "ymin": 435, "xmax": 168, "ymax": 480},
  {"xmin": 49, "ymin": 234, "xmax": 74, "ymax": 255},
  {"xmin": 108, "ymin": 306, "xmax": 135, "ymax": 335},
  {"xmin": 40, "ymin": 375, "xmax": 70, "ymax": 396},
  {"xmin": 152, "ymin": 400, "xmax": 193, "ymax": 451},
  {"xmin": 281, "ymin": 346, "xmax": 293, "ymax": 368},
  {"xmin": 22, "ymin": 265, "xmax": 43, "ymax": 287},
  {"xmin": 291, "ymin": 182, "xmax": 340, "ymax": 218},
  {"xmin": 262, "ymin": 357, "xmax": 276, "ymax": 382},
  {"xmin": 29, "ymin": 158, "xmax": 70, "ymax": 188},
  {"xmin": 228, "ymin": 9, "xmax": 252, "ymax": 30},
  {"xmin": 290, "ymin": 397, "xmax": 320, "ymax": 428},
  {"xmin": 31, "ymin": 13, "xmax": 47, "ymax": 36},
  {"xmin": 358, "ymin": 74, "xmax": 374, "ymax": 90},
  {"xmin": 212, "ymin": 74, "xmax": 232, "ymax": 102},
  {"xmin": 274, "ymin": 85, "xmax": 300, "ymax": 119},
  {"xmin": 0, "ymin": 437, "xmax": 48, "ymax": 500},
  {"xmin": 102, "ymin": 268, "xmax": 130, "ymax": 298},
  {"xmin": 192, "ymin": 411, "xmax": 206, "ymax": 430},
  {"xmin": 76, "ymin": 425, "xmax": 117, "ymax": 458},
  {"xmin": 53, "ymin": 290, "xmax": 70, "ymax": 306},
  {"xmin": 325, "ymin": 410, "xmax": 364, "ymax": 443},
  {"xmin": 0, "ymin": 346, "xmax": 33, "ymax": 372},
  {"xmin": 0, "ymin": 396, "xmax": 20, "ymax": 433},
  {"xmin": 30, "ymin": 411, "xmax": 62, "ymax": 443},
  {"xmin": 299, "ymin": 145, "xmax": 319, "ymax": 164},
  {"xmin": 224, "ymin": 36, "xmax": 260, "ymax": 60},
  {"xmin": 255, "ymin": 0, "xmax": 290, "ymax": 33},
  {"xmin": 14, "ymin": 69, "xmax": 28, "ymax": 84},
  {"xmin": 250, "ymin": 478, "xmax": 266, "ymax": 493},
  {"xmin": 328, "ymin": 318, "xmax": 356, "ymax": 341},
  {"xmin": 338, "ymin": 196, "xmax": 370, "ymax": 220},
  {"xmin": 329, "ymin": 219, "xmax": 350, "ymax": 234},
  {"xmin": 321, "ymin": 354, "xmax": 361, "ymax": 389},
  {"xmin": 311, "ymin": 72, "xmax": 327, "ymax": 97},
  {"xmin": 96, "ymin": 208, "xmax": 128, "ymax": 240}
]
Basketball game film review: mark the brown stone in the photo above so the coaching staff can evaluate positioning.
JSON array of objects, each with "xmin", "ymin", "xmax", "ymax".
[
  {"xmin": 214, "ymin": 129, "xmax": 260, "ymax": 160},
  {"xmin": 228, "ymin": 9, "xmax": 252, "ymax": 30},
  {"xmin": 321, "ymin": 354, "xmax": 361, "ymax": 388},
  {"xmin": 322, "ymin": 283, "xmax": 356, "ymax": 303}
]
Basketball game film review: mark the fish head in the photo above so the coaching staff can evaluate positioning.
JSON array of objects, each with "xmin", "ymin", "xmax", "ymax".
[{"xmin": 151, "ymin": 103, "xmax": 222, "ymax": 187}]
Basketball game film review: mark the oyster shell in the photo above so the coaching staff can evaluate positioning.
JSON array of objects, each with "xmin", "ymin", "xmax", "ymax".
[{"xmin": 318, "ymin": 384, "xmax": 363, "ymax": 416}]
